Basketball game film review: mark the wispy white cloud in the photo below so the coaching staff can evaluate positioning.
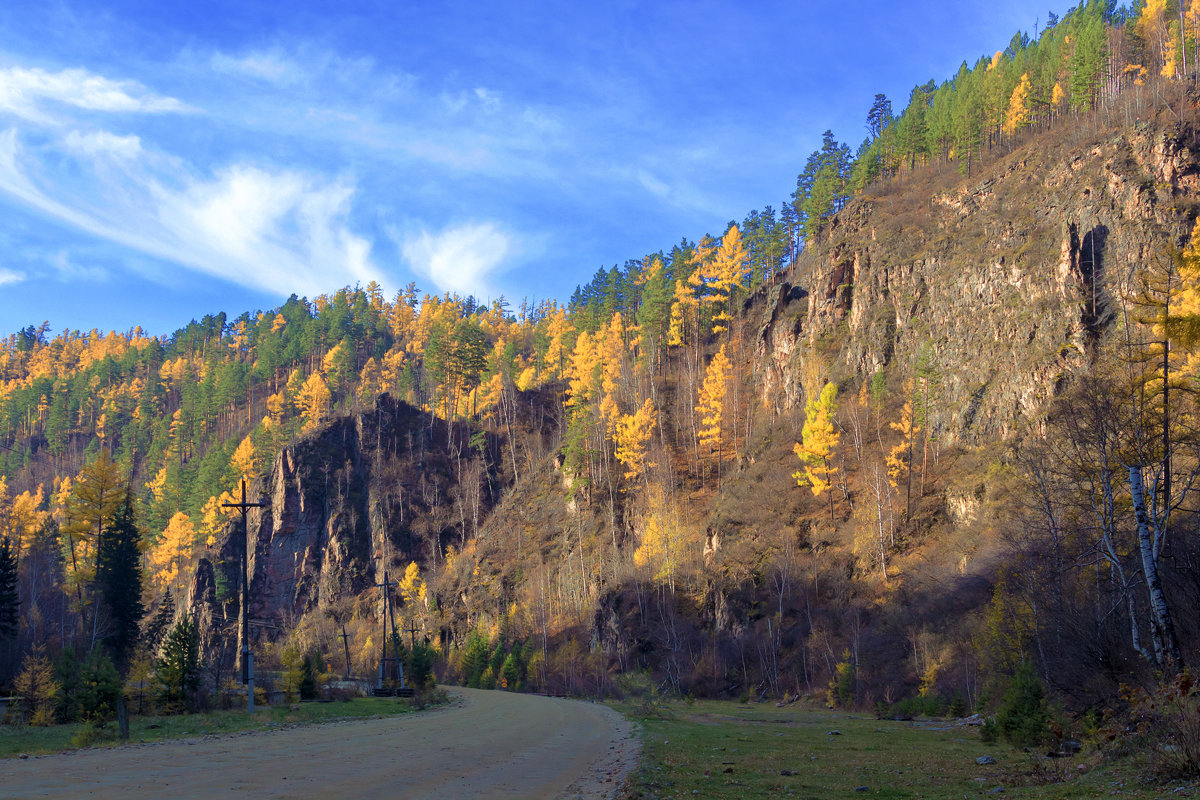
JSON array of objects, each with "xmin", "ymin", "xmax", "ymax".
[
  {"xmin": 62, "ymin": 130, "xmax": 143, "ymax": 161},
  {"xmin": 49, "ymin": 250, "xmax": 107, "ymax": 282},
  {"xmin": 0, "ymin": 128, "xmax": 381, "ymax": 297},
  {"xmin": 210, "ymin": 48, "xmax": 302, "ymax": 85},
  {"xmin": 399, "ymin": 222, "xmax": 515, "ymax": 296},
  {"xmin": 0, "ymin": 267, "xmax": 24, "ymax": 286},
  {"xmin": 0, "ymin": 66, "xmax": 190, "ymax": 124},
  {"xmin": 636, "ymin": 169, "xmax": 670, "ymax": 197}
]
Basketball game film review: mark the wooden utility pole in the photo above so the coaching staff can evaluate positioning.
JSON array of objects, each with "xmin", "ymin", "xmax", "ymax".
[
  {"xmin": 375, "ymin": 572, "xmax": 403, "ymax": 689},
  {"xmin": 224, "ymin": 478, "xmax": 265, "ymax": 713},
  {"xmin": 339, "ymin": 625, "xmax": 353, "ymax": 680},
  {"xmin": 407, "ymin": 620, "xmax": 420, "ymax": 651}
]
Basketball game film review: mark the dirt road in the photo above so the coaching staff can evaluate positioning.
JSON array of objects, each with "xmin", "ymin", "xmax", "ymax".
[{"xmin": 3, "ymin": 688, "xmax": 640, "ymax": 799}]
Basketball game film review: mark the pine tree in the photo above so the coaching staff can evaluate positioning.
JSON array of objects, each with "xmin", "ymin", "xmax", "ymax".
[
  {"xmin": 996, "ymin": 661, "xmax": 1049, "ymax": 748},
  {"xmin": 96, "ymin": 490, "xmax": 145, "ymax": 671},
  {"xmin": 0, "ymin": 534, "xmax": 18, "ymax": 640},
  {"xmin": 156, "ymin": 614, "xmax": 200, "ymax": 713}
]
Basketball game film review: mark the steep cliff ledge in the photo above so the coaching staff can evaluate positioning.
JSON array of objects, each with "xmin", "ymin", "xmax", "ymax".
[{"xmin": 758, "ymin": 119, "xmax": 1200, "ymax": 443}]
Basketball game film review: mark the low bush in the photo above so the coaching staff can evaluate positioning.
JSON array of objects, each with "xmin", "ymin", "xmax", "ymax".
[{"xmin": 1117, "ymin": 671, "xmax": 1200, "ymax": 780}]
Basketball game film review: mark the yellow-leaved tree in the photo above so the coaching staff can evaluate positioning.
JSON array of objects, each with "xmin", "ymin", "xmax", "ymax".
[
  {"xmin": 704, "ymin": 225, "xmax": 749, "ymax": 335},
  {"xmin": 148, "ymin": 512, "xmax": 195, "ymax": 590},
  {"xmin": 793, "ymin": 382, "xmax": 840, "ymax": 521},
  {"xmin": 231, "ymin": 434, "xmax": 257, "ymax": 481},
  {"xmin": 696, "ymin": 345, "xmax": 732, "ymax": 486},
  {"xmin": 297, "ymin": 372, "xmax": 331, "ymax": 432},
  {"xmin": 358, "ymin": 357, "xmax": 382, "ymax": 405},
  {"xmin": 886, "ymin": 381, "xmax": 920, "ymax": 521},
  {"xmin": 566, "ymin": 330, "xmax": 601, "ymax": 408},
  {"xmin": 199, "ymin": 492, "xmax": 237, "ymax": 548},
  {"xmin": 667, "ymin": 278, "xmax": 697, "ymax": 347},
  {"xmin": 632, "ymin": 485, "xmax": 689, "ymax": 592},
  {"xmin": 1002, "ymin": 73, "xmax": 1032, "ymax": 137},
  {"xmin": 614, "ymin": 398, "xmax": 658, "ymax": 482},
  {"xmin": 61, "ymin": 451, "xmax": 124, "ymax": 618},
  {"xmin": 399, "ymin": 560, "xmax": 425, "ymax": 608},
  {"xmin": 6, "ymin": 486, "xmax": 47, "ymax": 556}
]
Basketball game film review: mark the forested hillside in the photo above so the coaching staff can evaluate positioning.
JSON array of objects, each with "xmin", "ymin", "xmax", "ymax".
[{"xmin": 4, "ymin": 0, "xmax": 1200, "ymax": 740}]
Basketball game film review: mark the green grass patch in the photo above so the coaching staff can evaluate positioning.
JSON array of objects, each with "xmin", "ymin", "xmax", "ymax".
[
  {"xmin": 0, "ymin": 697, "xmax": 416, "ymax": 758},
  {"xmin": 614, "ymin": 699, "xmax": 1197, "ymax": 799}
]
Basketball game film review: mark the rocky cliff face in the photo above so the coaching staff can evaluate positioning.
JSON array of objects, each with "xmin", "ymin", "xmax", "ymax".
[
  {"xmin": 191, "ymin": 394, "xmax": 502, "ymax": 654},
  {"xmin": 757, "ymin": 120, "xmax": 1200, "ymax": 443}
]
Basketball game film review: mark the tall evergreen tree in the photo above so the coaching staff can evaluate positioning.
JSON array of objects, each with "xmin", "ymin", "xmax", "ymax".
[
  {"xmin": 96, "ymin": 490, "xmax": 145, "ymax": 671},
  {"xmin": 156, "ymin": 614, "xmax": 200, "ymax": 713},
  {"xmin": 0, "ymin": 534, "xmax": 18, "ymax": 640}
]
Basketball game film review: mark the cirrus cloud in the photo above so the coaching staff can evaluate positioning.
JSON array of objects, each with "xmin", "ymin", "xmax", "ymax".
[
  {"xmin": 0, "ymin": 66, "xmax": 190, "ymax": 124},
  {"xmin": 0, "ymin": 127, "xmax": 381, "ymax": 298}
]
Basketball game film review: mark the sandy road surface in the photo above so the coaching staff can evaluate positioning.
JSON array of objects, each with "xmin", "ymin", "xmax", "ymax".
[{"xmin": 2, "ymin": 688, "xmax": 640, "ymax": 799}]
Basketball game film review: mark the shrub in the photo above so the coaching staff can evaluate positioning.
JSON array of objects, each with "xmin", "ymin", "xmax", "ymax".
[
  {"xmin": 1118, "ymin": 671, "xmax": 1200, "ymax": 779},
  {"xmin": 409, "ymin": 687, "xmax": 449, "ymax": 711},
  {"xmin": 325, "ymin": 686, "xmax": 358, "ymax": 702},
  {"xmin": 71, "ymin": 719, "xmax": 117, "ymax": 748}
]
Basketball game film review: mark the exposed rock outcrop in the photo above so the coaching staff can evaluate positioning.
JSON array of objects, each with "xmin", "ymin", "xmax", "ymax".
[
  {"xmin": 194, "ymin": 394, "xmax": 502, "ymax": 651},
  {"xmin": 757, "ymin": 120, "xmax": 1200, "ymax": 443}
]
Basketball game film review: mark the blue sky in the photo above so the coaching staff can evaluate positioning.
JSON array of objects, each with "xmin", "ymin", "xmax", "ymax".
[{"xmin": 0, "ymin": 0, "xmax": 1060, "ymax": 336}]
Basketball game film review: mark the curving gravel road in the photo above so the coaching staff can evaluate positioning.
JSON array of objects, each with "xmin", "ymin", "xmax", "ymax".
[{"xmin": 3, "ymin": 688, "xmax": 640, "ymax": 799}]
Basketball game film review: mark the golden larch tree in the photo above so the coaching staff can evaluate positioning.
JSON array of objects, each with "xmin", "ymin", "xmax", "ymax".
[
  {"xmin": 297, "ymin": 372, "xmax": 331, "ymax": 432},
  {"xmin": 632, "ymin": 485, "xmax": 690, "ymax": 592},
  {"xmin": 399, "ymin": 560, "xmax": 425, "ymax": 607},
  {"xmin": 886, "ymin": 382, "xmax": 920, "ymax": 521},
  {"xmin": 793, "ymin": 382, "xmax": 840, "ymax": 521},
  {"xmin": 1003, "ymin": 73, "xmax": 1032, "ymax": 136},
  {"xmin": 696, "ymin": 345, "xmax": 732, "ymax": 483},
  {"xmin": 704, "ymin": 225, "xmax": 749, "ymax": 334},
  {"xmin": 566, "ymin": 331, "xmax": 601, "ymax": 408},
  {"xmin": 231, "ymin": 434, "xmax": 257, "ymax": 481},
  {"xmin": 149, "ymin": 512, "xmax": 195, "ymax": 590},
  {"xmin": 614, "ymin": 398, "xmax": 658, "ymax": 481},
  {"xmin": 61, "ymin": 451, "xmax": 124, "ymax": 601},
  {"xmin": 357, "ymin": 356, "xmax": 382, "ymax": 405}
]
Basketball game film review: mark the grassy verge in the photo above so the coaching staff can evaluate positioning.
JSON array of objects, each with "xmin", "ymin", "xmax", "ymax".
[
  {"xmin": 614, "ymin": 699, "xmax": 1197, "ymax": 799},
  {"xmin": 0, "ymin": 696, "xmax": 419, "ymax": 758}
]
